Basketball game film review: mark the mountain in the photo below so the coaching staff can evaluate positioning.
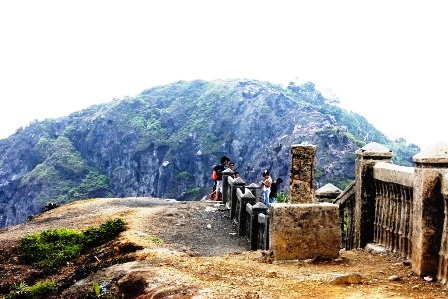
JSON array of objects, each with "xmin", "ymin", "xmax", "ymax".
[{"xmin": 0, "ymin": 79, "xmax": 420, "ymax": 228}]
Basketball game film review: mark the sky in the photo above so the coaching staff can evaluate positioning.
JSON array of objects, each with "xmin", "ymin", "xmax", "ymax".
[{"xmin": 0, "ymin": 1, "xmax": 446, "ymax": 150}]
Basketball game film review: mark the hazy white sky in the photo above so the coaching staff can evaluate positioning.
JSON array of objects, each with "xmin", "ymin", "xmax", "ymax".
[{"xmin": 0, "ymin": 1, "xmax": 446, "ymax": 149}]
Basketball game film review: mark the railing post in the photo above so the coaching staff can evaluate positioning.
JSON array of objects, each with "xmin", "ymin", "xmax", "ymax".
[
  {"xmin": 237, "ymin": 189, "xmax": 256, "ymax": 236},
  {"xmin": 246, "ymin": 183, "xmax": 260, "ymax": 203},
  {"xmin": 315, "ymin": 183, "xmax": 342, "ymax": 203},
  {"xmin": 258, "ymin": 213, "xmax": 270, "ymax": 250},
  {"xmin": 222, "ymin": 168, "xmax": 234, "ymax": 204},
  {"xmin": 439, "ymin": 172, "xmax": 448, "ymax": 284},
  {"xmin": 411, "ymin": 142, "xmax": 448, "ymax": 277},
  {"xmin": 354, "ymin": 142, "xmax": 393, "ymax": 249},
  {"xmin": 290, "ymin": 144, "xmax": 316, "ymax": 204},
  {"xmin": 246, "ymin": 202, "xmax": 268, "ymax": 250},
  {"xmin": 229, "ymin": 177, "xmax": 246, "ymax": 219}
]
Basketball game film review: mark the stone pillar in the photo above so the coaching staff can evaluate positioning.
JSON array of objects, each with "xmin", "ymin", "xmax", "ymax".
[
  {"xmin": 438, "ymin": 172, "xmax": 448, "ymax": 284},
  {"xmin": 289, "ymin": 145, "xmax": 316, "ymax": 204},
  {"xmin": 237, "ymin": 189, "xmax": 256, "ymax": 236},
  {"xmin": 229, "ymin": 177, "xmax": 246, "ymax": 219},
  {"xmin": 258, "ymin": 212, "xmax": 270, "ymax": 250},
  {"xmin": 247, "ymin": 202, "xmax": 269, "ymax": 250},
  {"xmin": 411, "ymin": 142, "xmax": 448, "ymax": 277},
  {"xmin": 315, "ymin": 183, "xmax": 342, "ymax": 203},
  {"xmin": 354, "ymin": 142, "xmax": 393, "ymax": 249},
  {"xmin": 222, "ymin": 168, "xmax": 234, "ymax": 205},
  {"xmin": 246, "ymin": 183, "xmax": 261, "ymax": 203}
]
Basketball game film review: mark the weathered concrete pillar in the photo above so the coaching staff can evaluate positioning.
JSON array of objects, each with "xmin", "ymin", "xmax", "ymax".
[
  {"xmin": 229, "ymin": 177, "xmax": 246, "ymax": 219},
  {"xmin": 289, "ymin": 144, "xmax": 316, "ymax": 204},
  {"xmin": 258, "ymin": 212, "xmax": 270, "ymax": 250},
  {"xmin": 222, "ymin": 168, "xmax": 234, "ymax": 204},
  {"xmin": 236, "ymin": 189, "xmax": 256, "ymax": 236},
  {"xmin": 315, "ymin": 183, "xmax": 342, "ymax": 203},
  {"xmin": 247, "ymin": 202, "xmax": 269, "ymax": 250},
  {"xmin": 412, "ymin": 142, "xmax": 448, "ymax": 277},
  {"xmin": 354, "ymin": 142, "xmax": 393, "ymax": 249},
  {"xmin": 438, "ymin": 172, "xmax": 448, "ymax": 284},
  {"xmin": 246, "ymin": 183, "xmax": 261, "ymax": 204}
]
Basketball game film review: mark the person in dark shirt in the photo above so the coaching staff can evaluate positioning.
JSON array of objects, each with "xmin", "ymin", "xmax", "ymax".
[
  {"xmin": 269, "ymin": 178, "xmax": 283, "ymax": 203},
  {"xmin": 214, "ymin": 156, "xmax": 230, "ymax": 195}
]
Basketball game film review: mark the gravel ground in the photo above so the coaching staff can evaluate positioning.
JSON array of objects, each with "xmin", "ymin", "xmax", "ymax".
[{"xmin": 1, "ymin": 197, "xmax": 447, "ymax": 299}]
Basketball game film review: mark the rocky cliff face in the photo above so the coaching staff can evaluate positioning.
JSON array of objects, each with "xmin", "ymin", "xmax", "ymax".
[{"xmin": 0, "ymin": 79, "xmax": 420, "ymax": 227}]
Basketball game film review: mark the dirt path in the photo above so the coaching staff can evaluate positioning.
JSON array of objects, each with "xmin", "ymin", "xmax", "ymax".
[{"xmin": 0, "ymin": 197, "xmax": 447, "ymax": 298}]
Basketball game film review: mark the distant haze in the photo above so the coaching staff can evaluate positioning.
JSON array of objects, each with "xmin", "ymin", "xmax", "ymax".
[{"xmin": 0, "ymin": 1, "xmax": 447, "ymax": 149}]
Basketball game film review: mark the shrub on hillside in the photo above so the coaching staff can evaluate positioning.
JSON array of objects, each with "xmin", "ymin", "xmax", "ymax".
[{"xmin": 19, "ymin": 218, "xmax": 126, "ymax": 273}]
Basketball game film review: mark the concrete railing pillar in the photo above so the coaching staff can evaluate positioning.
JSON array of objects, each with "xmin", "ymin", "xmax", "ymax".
[
  {"xmin": 354, "ymin": 142, "xmax": 393, "ymax": 249},
  {"xmin": 411, "ymin": 142, "xmax": 448, "ymax": 277},
  {"xmin": 246, "ymin": 183, "xmax": 261, "ymax": 203},
  {"xmin": 229, "ymin": 177, "xmax": 246, "ymax": 219},
  {"xmin": 236, "ymin": 189, "xmax": 256, "ymax": 236},
  {"xmin": 247, "ymin": 202, "xmax": 269, "ymax": 250},
  {"xmin": 315, "ymin": 183, "xmax": 342, "ymax": 203},
  {"xmin": 289, "ymin": 144, "xmax": 316, "ymax": 204},
  {"xmin": 222, "ymin": 168, "xmax": 234, "ymax": 205}
]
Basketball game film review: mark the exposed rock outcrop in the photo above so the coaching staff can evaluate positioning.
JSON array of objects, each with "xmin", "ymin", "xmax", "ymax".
[{"xmin": 0, "ymin": 79, "xmax": 420, "ymax": 227}]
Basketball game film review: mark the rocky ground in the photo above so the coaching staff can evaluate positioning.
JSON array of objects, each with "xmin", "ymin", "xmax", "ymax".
[{"xmin": 0, "ymin": 197, "xmax": 447, "ymax": 299}]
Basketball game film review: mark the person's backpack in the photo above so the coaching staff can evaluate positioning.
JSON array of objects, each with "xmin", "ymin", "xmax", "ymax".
[
  {"xmin": 211, "ymin": 164, "xmax": 218, "ymax": 181},
  {"xmin": 212, "ymin": 170, "xmax": 218, "ymax": 181}
]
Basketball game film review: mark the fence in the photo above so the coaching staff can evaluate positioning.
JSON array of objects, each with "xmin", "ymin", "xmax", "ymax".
[
  {"xmin": 219, "ymin": 144, "xmax": 340, "ymax": 261},
  {"xmin": 222, "ymin": 172, "xmax": 269, "ymax": 250},
  {"xmin": 220, "ymin": 141, "xmax": 448, "ymax": 284},
  {"xmin": 334, "ymin": 141, "xmax": 448, "ymax": 283}
]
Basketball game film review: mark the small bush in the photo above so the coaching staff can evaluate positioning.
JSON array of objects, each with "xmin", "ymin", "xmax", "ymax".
[
  {"xmin": 276, "ymin": 192, "xmax": 289, "ymax": 203},
  {"xmin": 20, "ymin": 228, "xmax": 84, "ymax": 273},
  {"xmin": 83, "ymin": 218, "xmax": 126, "ymax": 247},
  {"xmin": 19, "ymin": 219, "xmax": 126, "ymax": 273},
  {"xmin": 26, "ymin": 281, "xmax": 57, "ymax": 299},
  {"xmin": 6, "ymin": 281, "xmax": 28, "ymax": 299},
  {"xmin": 6, "ymin": 280, "xmax": 58, "ymax": 299}
]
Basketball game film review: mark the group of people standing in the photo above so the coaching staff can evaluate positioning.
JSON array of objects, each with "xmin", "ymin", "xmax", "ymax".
[{"xmin": 210, "ymin": 156, "xmax": 282, "ymax": 206}]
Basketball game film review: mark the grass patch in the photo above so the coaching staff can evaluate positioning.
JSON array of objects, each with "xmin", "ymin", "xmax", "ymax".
[
  {"xmin": 19, "ymin": 219, "xmax": 126, "ymax": 273},
  {"xmin": 5, "ymin": 281, "xmax": 56, "ymax": 299},
  {"xmin": 19, "ymin": 228, "xmax": 85, "ymax": 273},
  {"xmin": 146, "ymin": 236, "xmax": 163, "ymax": 244},
  {"xmin": 83, "ymin": 218, "xmax": 126, "ymax": 247}
]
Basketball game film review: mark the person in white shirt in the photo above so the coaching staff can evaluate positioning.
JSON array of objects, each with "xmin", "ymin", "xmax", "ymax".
[{"xmin": 260, "ymin": 170, "xmax": 272, "ymax": 206}]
